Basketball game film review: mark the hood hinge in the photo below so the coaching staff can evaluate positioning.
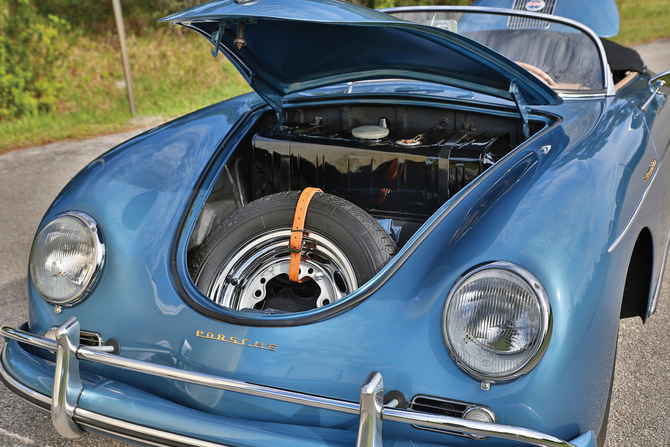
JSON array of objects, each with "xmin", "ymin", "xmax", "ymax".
[
  {"xmin": 209, "ymin": 19, "xmax": 257, "ymax": 58},
  {"xmin": 509, "ymin": 81, "xmax": 531, "ymax": 139},
  {"xmin": 210, "ymin": 21, "xmax": 227, "ymax": 58}
]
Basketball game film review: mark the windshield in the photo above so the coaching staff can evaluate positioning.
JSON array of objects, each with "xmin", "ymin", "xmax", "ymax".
[{"xmin": 387, "ymin": 10, "xmax": 605, "ymax": 92}]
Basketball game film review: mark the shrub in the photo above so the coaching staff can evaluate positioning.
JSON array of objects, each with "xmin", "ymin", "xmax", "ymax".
[
  {"xmin": 0, "ymin": 0, "xmax": 70, "ymax": 121},
  {"xmin": 35, "ymin": 0, "xmax": 473, "ymax": 36},
  {"xmin": 36, "ymin": 0, "xmax": 206, "ymax": 35}
]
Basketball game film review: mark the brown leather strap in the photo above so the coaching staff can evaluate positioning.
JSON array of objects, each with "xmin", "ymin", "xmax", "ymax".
[{"xmin": 289, "ymin": 188, "xmax": 322, "ymax": 282}]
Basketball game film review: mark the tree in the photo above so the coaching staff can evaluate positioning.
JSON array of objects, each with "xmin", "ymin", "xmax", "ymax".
[{"xmin": 0, "ymin": 0, "xmax": 70, "ymax": 120}]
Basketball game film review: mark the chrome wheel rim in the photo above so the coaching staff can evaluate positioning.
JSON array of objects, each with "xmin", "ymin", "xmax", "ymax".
[{"xmin": 208, "ymin": 228, "xmax": 358, "ymax": 311}]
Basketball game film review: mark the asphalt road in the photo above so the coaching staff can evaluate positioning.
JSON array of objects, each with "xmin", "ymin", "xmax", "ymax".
[{"xmin": 1, "ymin": 40, "xmax": 670, "ymax": 447}]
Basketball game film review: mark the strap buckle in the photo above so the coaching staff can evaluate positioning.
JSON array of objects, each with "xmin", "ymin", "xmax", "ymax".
[{"xmin": 288, "ymin": 188, "xmax": 322, "ymax": 282}]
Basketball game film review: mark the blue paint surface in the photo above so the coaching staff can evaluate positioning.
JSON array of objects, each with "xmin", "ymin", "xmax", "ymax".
[{"xmin": 4, "ymin": 2, "xmax": 670, "ymax": 446}]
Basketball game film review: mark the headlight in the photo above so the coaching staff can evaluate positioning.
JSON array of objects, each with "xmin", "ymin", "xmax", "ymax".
[
  {"xmin": 443, "ymin": 262, "xmax": 551, "ymax": 382},
  {"xmin": 29, "ymin": 212, "xmax": 105, "ymax": 306}
]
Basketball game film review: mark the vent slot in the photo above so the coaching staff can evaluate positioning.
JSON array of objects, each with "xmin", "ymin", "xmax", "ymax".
[
  {"xmin": 80, "ymin": 330, "xmax": 104, "ymax": 347},
  {"xmin": 507, "ymin": 0, "xmax": 557, "ymax": 29},
  {"xmin": 409, "ymin": 395, "xmax": 493, "ymax": 438}
]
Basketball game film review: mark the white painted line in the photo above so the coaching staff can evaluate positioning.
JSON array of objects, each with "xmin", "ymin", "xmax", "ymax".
[{"xmin": 0, "ymin": 428, "xmax": 35, "ymax": 444}]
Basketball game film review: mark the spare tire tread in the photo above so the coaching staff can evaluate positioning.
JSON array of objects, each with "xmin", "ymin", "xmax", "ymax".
[{"xmin": 189, "ymin": 191, "xmax": 397, "ymax": 292}]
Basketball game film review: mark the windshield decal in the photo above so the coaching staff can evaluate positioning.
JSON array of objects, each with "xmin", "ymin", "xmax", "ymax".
[{"xmin": 525, "ymin": 1, "xmax": 546, "ymax": 12}]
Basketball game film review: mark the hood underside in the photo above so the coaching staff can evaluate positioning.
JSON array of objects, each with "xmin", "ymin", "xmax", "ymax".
[{"xmin": 160, "ymin": 0, "xmax": 562, "ymax": 112}]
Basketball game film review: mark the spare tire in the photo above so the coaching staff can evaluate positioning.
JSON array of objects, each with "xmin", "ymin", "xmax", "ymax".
[{"xmin": 189, "ymin": 191, "xmax": 397, "ymax": 313}]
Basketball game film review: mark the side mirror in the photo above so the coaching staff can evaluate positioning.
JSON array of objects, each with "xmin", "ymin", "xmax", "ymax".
[
  {"xmin": 641, "ymin": 69, "xmax": 670, "ymax": 111},
  {"xmin": 649, "ymin": 69, "xmax": 670, "ymax": 91}
]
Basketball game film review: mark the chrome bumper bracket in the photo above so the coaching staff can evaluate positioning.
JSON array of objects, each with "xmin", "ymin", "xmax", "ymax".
[
  {"xmin": 52, "ymin": 316, "xmax": 84, "ymax": 438},
  {"xmin": 356, "ymin": 371, "xmax": 384, "ymax": 447}
]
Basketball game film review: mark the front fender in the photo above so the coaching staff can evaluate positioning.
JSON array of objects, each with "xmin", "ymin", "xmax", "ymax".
[
  {"xmin": 28, "ymin": 92, "xmax": 265, "ymax": 329},
  {"xmin": 388, "ymin": 95, "xmax": 654, "ymax": 439}
]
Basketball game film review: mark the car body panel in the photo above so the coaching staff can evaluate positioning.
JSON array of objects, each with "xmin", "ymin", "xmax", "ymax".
[
  {"xmin": 2, "ymin": 1, "xmax": 669, "ymax": 446},
  {"xmin": 159, "ymin": 0, "xmax": 561, "ymax": 111},
  {"xmin": 634, "ymin": 76, "xmax": 670, "ymax": 318},
  {"xmin": 11, "ymin": 83, "xmax": 662, "ymax": 444},
  {"xmin": 604, "ymin": 74, "xmax": 670, "ymax": 320}
]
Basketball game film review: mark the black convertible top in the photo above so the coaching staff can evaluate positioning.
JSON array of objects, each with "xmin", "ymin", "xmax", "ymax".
[{"xmin": 601, "ymin": 39, "xmax": 645, "ymax": 73}]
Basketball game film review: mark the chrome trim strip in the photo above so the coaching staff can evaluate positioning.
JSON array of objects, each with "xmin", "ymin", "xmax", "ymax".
[
  {"xmin": 648, "ymin": 225, "xmax": 670, "ymax": 317},
  {"xmin": 75, "ymin": 409, "xmax": 231, "ymax": 447},
  {"xmin": 559, "ymin": 92, "xmax": 608, "ymax": 100},
  {"xmin": 0, "ymin": 344, "xmax": 51, "ymax": 408},
  {"xmin": 380, "ymin": 5, "xmax": 614, "ymax": 97},
  {"xmin": 383, "ymin": 408, "xmax": 571, "ymax": 447},
  {"xmin": 2, "ymin": 325, "xmax": 58, "ymax": 351},
  {"xmin": 76, "ymin": 345, "xmax": 360, "ymax": 415},
  {"xmin": 607, "ymin": 153, "xmax": 661, "ymax": 253},
  {"xmin": 1, "ymin": 321, "xmax": 572, "ymax": 447}
]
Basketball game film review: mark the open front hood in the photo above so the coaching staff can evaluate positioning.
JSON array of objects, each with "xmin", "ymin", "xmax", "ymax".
[{"xmin": 160, "ymin": 0, "xmax": 561, "ymax": 112}]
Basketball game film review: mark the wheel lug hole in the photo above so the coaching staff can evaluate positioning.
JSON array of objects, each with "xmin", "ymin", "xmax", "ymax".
[{"xmin": 226, "ymin": 275, "xmax": 239, "ymax": 286}]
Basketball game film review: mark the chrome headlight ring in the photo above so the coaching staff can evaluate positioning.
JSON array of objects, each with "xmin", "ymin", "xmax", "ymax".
[
  {"xmin": 29, "ymin": 211, "xmax": 105, "ymax": 307},
  {"xmin": 443, "ymin": 261, "xmax": 552, "ymax": 383}
]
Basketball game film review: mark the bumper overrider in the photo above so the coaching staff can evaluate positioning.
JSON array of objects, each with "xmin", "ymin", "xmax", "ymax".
[{"xmin": 1, "ymin": 317, "xmax": 594, "ymax": 447}]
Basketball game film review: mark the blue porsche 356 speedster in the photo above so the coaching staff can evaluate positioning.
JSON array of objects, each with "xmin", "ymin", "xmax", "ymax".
[{"xmin": 2, "ymin": 0, "xmax": 670, "ymax": 446}]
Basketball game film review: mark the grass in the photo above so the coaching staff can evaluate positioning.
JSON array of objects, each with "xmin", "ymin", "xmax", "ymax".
[
  {"xmin": 0, "ymin": 30, "xmax": 251, "ymax": 154},
  {"xmin": 0, "ymin": 1, "xmax": 668, "ymax": 153},
  {"xmin": 614, "ymin": 0, "xmax": 670, "ymax": 46}
]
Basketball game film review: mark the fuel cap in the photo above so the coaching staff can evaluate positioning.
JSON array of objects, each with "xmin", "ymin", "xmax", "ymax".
[{"xmin": 352, "ymin": 125, "xmax": 389, "ymax": 140}]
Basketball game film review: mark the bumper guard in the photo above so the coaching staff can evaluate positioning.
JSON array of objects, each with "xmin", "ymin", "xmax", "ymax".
[{"xmin": 2, "ymin": 317, "xmax": 575, "ymax": 447}]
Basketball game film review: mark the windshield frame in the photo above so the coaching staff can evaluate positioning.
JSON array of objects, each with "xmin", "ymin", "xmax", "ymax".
[{"xmin": 379, "ymin": 5, "xmax": 615, "ymax": 98}]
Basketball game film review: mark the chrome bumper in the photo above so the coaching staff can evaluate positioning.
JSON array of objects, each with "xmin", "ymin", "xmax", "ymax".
[{"xmin": 1, "ymin": 317, "xmax": 576, "ymax": 447}]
